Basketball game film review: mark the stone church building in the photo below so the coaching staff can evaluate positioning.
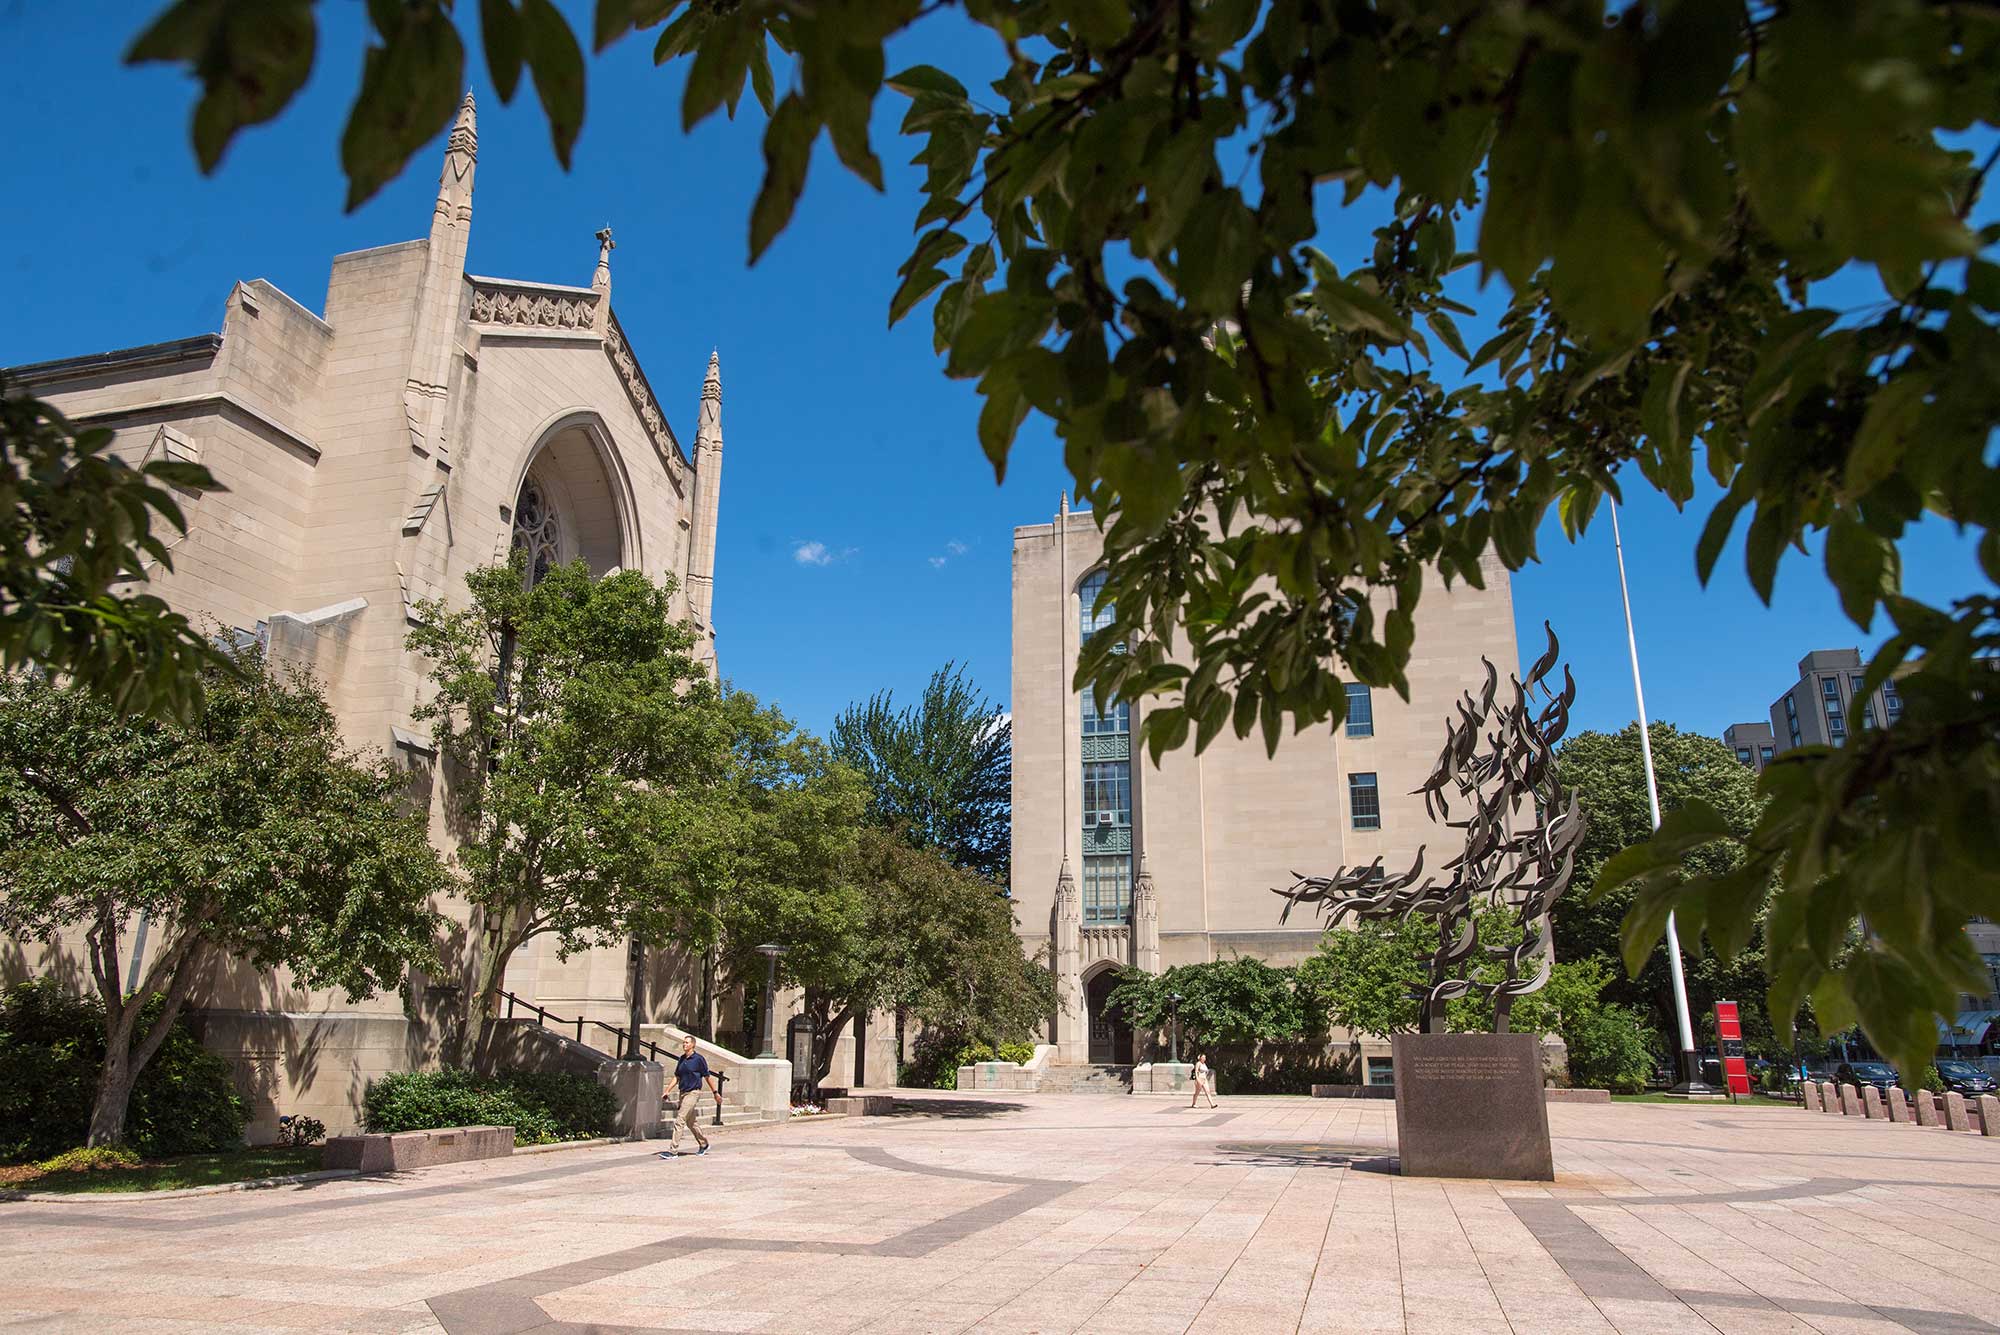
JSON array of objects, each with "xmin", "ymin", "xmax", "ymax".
[
  {"xmin": 1011, "ymin": 499, "xmax": 1521, "ymax": 1080},
  {"xmin": 7, "ymin": 95, "xmax": 755, "ymax": 1133}
]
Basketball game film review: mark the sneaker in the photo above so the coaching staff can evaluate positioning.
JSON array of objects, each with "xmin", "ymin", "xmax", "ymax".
[
  {"xmin": 657, "ymin": 1150, "xmax": 678, "ymax": 1159},
  {"xmin": 697, "ymin": 1144, "xmax": 710, "ymax": 1155}
]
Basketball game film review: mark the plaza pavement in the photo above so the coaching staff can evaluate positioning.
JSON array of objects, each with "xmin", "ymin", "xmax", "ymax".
[{"xmin": 5, "ymin": 1090, "xmax": 2000, "ymax": 1334}]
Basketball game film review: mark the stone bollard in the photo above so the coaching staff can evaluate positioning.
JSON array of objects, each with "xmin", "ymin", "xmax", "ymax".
[
  {"xmin": 1863, "ymin": 1086, "xmax": 1885, "ymax": 1119},
  {"xmin": 1802, "ymin": 1081, "xmax": 1822, "ymax": 1113},
  {"xmin": 1916, "ymin": 1089, "xmax": 1941, "ymax": 1127},
  {"xmin": 1946, "ymin": 1091, "xmax": 1972, "ymax": 1132},
  {"xmin": 1979, "ymin": 1095, "xmax": 2000, "ymax": 1136},
  {"xmin": 597, "ymin": 1060, "xmax": 665, "ymax": 1141},
  {"xmin": 1889, "ymin": 1087, "xmax": 1911, "ymax": 1123},
  {"xmin": 1839, "ymin": 1083, "xmax": 1864, "ymax": 1116},
  {"xmin": 1821, "ymin": 1081, "xmax": 1842, "ymax": 1113}
]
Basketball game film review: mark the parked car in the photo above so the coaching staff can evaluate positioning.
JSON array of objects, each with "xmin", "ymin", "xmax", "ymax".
[
  {"xmin": 1833, "ymin": 1061, "xmax": 1900, "ymax": 1091},
  {"xmin": 1934, "ymin": 1060, "xmax": 1998, "ymax": 1096}
]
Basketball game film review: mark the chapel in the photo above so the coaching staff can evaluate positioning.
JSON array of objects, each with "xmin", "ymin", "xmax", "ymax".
[{"xmin": 10, "ymin": 94, "xmax": 730, "ymax": 1133}]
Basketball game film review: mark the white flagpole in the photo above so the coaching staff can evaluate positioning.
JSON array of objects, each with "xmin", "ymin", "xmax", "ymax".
[{"xmin": 1609, "ymin": 499, "xmax": 1708, "ymax": 1094}]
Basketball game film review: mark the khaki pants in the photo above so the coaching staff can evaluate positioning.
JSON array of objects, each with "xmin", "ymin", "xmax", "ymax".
[{"xmin": 671, "ymin": 1088, "xmax": 709, "ymax": 1151}]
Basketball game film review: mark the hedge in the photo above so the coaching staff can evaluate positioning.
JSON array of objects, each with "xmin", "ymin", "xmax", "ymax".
[{"xmin": 362, "ymin": 1068, "xmax": 616, "ymax": 1145}]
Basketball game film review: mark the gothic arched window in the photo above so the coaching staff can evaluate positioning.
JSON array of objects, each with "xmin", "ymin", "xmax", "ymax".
[{"xmin": 511, "ymin": 478, "xmax": 563, "ymax": 587}]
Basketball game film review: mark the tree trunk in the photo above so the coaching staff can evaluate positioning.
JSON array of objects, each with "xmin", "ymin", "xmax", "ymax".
[
  {"xmin": 85, "ymin": 1016, "xmax": 138, "ymax": 1147},
  {"xmin": 462, "ymin": 913, "xmax": 527, "ymax": 1069},
  {"xmin": 809, "ymin": 1002, "xmax": 859, "ymax": 1090},
  {"xmin": 85, "ymin": 937, "xmax": 206, "ymax": 1148}
]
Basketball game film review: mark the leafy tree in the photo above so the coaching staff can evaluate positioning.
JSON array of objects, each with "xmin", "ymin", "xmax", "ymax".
[
  {"xmin": 1557, "ymin": 725, "xmax": 1765, "ymax": 1036},
  {"xmin": 861, "ymin": 827, "xmax": 1055, "ymax": 1046},
  {"xmin": 1, "ymin": 378, "xmax": 227, "ymax": 719},
  {"xmin": 831, "ymin": 662, "xmax": 1011, "ymax": 883},
  {"xmin": 1106, "ymin": 957, "xmax": 1324, "ymax": 1053},
  {"xmin": 1296, "ymin": 916, "xmax": 1435, "ymax": 1046},
  {"xmin": 407, "ymin": 557, "xmax": 733, "ymax": 1060},
  {"xmin": 1299, "ymin": 913, "xmax": 1658, "ymax": 1090},
  {"xmin": 726, "ymin": 817, "xmax": 1055, "ymax": 1089},
  {"xmin": 713, "ymin": 729, "xmax": 873, "ymax": 1086},
  {"xmin": 0, "ymin": 652, "xmax": 448, "ymax": 1146},
  {"xmin": 1451, "ymin": 961, "xmax": 1660, "ymax": 1093},
  {"xmin": 134, "ymin": 0, "xmax": 2000, "ymax": 1075}
]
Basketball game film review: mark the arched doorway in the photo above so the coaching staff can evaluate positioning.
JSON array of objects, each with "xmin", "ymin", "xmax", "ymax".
[{"xmin": 1084, "ymin": 967, "xmax": 1132, "ymax": 1065}]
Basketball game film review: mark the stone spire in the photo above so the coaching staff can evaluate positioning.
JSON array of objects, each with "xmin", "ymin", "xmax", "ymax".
[
  {"xmin": 403, "ymin": 90, "xmax": 478, "ymax": 473},
  {"xmin": 697, "ymin": 349, "xmax": 722, "ymax": 444},
  {"xmin": 592, "ymin": 226, "xmax": 614, "ymax": 298},
  {"xmin": 436, "ymin": 92, "xmax": 477, "ymax": 231},
  {"xmin": 686, "ymin": 350, "xmax": 725, "ymax": 635}
]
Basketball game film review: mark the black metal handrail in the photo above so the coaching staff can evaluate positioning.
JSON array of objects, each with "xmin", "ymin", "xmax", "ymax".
[{"xmin": 499, "ymin": 989, "xmax": 673, "ymax": 1064}]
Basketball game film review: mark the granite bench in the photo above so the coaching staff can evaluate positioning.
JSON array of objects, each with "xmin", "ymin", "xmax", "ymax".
[{"xmin": 323, "ymin": 1125, "xmax": 514, "ymax": 1173}]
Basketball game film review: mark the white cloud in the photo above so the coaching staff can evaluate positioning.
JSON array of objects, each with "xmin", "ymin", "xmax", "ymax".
[
  {"xmin": 946, "ymin": 539, "xmax": 970, "ymax": 557},
  {"xmin": 928, "ymin": 556, "xmax": 947, "ymax": 568},
  {"xmin": 793, "ymin": 540, "xmax": 853, "ymax": 567}
]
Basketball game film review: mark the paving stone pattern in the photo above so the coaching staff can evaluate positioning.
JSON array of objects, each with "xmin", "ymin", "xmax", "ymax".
[{"xmin": 5, "ymin": 1092, "xmax": 2000, "ymax": 1333}]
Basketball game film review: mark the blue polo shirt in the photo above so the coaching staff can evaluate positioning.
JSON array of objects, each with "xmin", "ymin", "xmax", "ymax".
[{"xmin": 675, "ymin": 1052, "xmax": 711, "ymax": 1093}]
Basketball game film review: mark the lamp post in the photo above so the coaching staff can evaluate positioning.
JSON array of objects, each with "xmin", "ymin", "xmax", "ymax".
[
  {"xmin": 624, "ymin": 935, "xmax": 646, "ymax": 1062},
  {"xmin": 1169, "ymin": 992, "xmax": 1182, "ymax": 1065},
  {"xmin": 755, "ymin": 943, "xmax": 786, "ymax": 1060},
  {"xmin": 1610, "ymin": 501, "xmax": 1714, "ymax": 1098}
]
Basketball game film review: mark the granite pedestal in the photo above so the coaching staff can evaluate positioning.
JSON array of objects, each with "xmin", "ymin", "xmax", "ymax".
[{"xmin": 1390, "ymin": 1032, "xmax": 1554, "ymax": 1181}]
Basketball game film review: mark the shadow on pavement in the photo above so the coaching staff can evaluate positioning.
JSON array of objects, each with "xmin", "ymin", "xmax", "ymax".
[
  {"xmin": 1212, "ymin": 1141, "xmax": 1398, "ymax": 1173},
  {"xmin": 878, "ymin": 1098, "xmax": 1030, "ymax": 1119}
]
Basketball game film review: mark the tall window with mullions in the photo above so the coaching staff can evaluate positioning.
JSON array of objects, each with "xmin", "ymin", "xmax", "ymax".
[{"xmin": 1079, "ymin": 571, "xmax": 1133, "ymax": 925}]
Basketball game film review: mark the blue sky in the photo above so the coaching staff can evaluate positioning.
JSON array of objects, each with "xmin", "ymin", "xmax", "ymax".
[{"xmin": 2, "ymin": 2, "xmax": 1987, "ymax": 748}]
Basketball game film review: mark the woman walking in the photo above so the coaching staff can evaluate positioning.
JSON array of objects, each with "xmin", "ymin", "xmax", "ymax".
[{"xmin": 1189, "ymin": 1054, "xmax": 1218, "ymax": 1109}]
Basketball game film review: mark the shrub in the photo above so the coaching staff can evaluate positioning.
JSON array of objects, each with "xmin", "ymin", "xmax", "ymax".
[
  {"xmin": 277, "ymin": 1115, "xmax": 326, "ymax": 1147},
  {"xmin": 35, "ymin": 1146, "xmax": 141, "ymax": 1173},
  {"xmin": 362, "ymin": 1069, "xmax": 615, "ymax": 1145},
  {"xmin": 901, "ymin": 1032, "xmax": 1039, "ymax": 1088},
  {"xmin": 0, "ymin": 981, "xmax": 246, "ymax": 1163}
]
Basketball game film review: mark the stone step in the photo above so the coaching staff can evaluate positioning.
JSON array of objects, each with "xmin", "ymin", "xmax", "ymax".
[{"xmin": 1036, "ymin": 1063, "xmax": 1135, "ymax": 1094}]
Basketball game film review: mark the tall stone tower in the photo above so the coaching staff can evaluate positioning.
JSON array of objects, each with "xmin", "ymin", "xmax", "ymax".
[{"xmin": 687, "ymin": 350, "xmax": 724, "ymax": 637}]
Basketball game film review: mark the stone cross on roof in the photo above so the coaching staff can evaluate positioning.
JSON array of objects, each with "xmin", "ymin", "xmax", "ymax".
[{"xmin": 592, "ymin": 226, "xmax": 615, "ymax": 295}]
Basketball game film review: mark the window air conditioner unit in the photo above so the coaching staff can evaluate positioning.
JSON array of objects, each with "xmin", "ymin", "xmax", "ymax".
[{"xmin": 1095, "ymin": 811, "xmax": 1113, "ymax": 825}]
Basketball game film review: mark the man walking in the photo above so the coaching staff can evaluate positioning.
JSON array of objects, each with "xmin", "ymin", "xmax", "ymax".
[{"xmin": 664, "ymin": 1035, "xmax": 716, "ymax": 1157}]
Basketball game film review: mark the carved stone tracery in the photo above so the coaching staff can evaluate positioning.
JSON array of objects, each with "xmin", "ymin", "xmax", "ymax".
[{"xmin": 469, "ymin": 283, "xmax": 597, "ymax": 331}]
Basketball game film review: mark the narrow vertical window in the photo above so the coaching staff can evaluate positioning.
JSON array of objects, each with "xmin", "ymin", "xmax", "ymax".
[
  {"xmin": 1078, "ymin": 573, "xmax": 1132, "ymax": 924},
  {"xmin": 1349, "ymin": 772, "xmax": 1381, "ymax": 830},
  {"xmin": 1344, "ymin": 682, "xmax": 1374, "ymax": 738}
]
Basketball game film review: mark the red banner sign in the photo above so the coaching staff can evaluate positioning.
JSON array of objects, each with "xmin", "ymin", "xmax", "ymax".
[{"xmin": 1714, "ymin": 1000, "xmax": 1752, "ymax": 1095}]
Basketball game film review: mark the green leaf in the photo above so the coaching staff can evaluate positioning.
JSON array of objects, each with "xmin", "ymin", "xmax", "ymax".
[
  {"xmin": 1742, "ymin": 504, "xmax": 1787, "ymax": 604},
  {"xmin": 340, "ymin": 8, "xmax": 464, "ymax": 210},
  {"xmin": 886, "ymin": 64, "xmax": 967, "ymax": 100},
  {"xmin": 1824, "ymin": 513, "xmax": 1889, "ymax": 631},
  {"xmin": 1844, "ymin": 372, "xmax": 1929, "ymax": 498},
  {"xmin": 1311, "ymin": 277, "xmax": 1409, "ymax": 344},
  {"xmin": 520, "ymin": 0, "xmax": 586, "ymax": 168},
  {"xmin": 749, "ymin": 94, "xmax": 816, "ymax": 263},
  {"xmin": 131, "ymin": 0, "xmax": 318, "ymax": 175},
  {"xmin": 976, "ymin": 366, "xmax": 1028, "ymax": 482},
  {"xmin": 1424, "ymin": 310, "xmax": 1470, "ymax": 361},
  {"xmin": 1694, "ymin": 491, "xmax": 1747, "ymax": 585},
  {"xmin": 481, "ymin": 0, "xmax": 525, "ymax": 103},
  {"xmin": 747, "ymin": 38, "xmax": 776, "ymax": 116},
  {"xmin": 681, "ymin": 11, "xmax": 752, "ymax": 130}
]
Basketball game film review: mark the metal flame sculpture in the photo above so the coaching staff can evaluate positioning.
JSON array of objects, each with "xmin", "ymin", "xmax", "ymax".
[{"xmin": 1276, "ymin": 623, "xmax": 1586, "ymax": 1034}]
